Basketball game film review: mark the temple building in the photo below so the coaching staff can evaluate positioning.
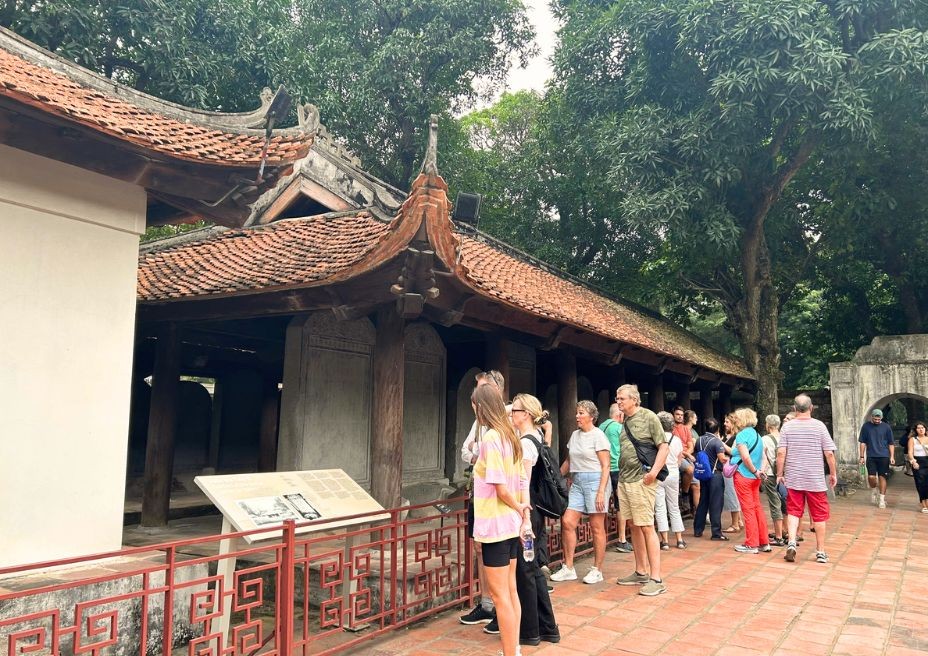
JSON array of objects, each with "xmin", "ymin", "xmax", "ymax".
[
  {"xmin": 133, "ymin": 121, "xmax": 754, "ymax": 521},
  {"xmin": 0, "ymin": 25, "xmax": 754, "ymax": 568}
]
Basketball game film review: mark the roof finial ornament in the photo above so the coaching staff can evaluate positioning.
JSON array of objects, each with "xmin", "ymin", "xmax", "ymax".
[
  {"xmin": 419, "ymin": 114, "xmax": 439, "ymax": 176},
  {"xmin": 297, "ymin": 103, "xmax": 320, "ymax": 134}
]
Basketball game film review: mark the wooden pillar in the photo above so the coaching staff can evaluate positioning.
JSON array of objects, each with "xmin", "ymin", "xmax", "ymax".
[
  {"xmin": 719, "ymin": 384, "xmax": 733, "ymax": 417},
  {"xmin": 648, "ymin": 375, "xmax": 665, "ymax": 412},
  {"xmin": 697, "ymin": 385, "xmax": 713, "ymax": 427},
  {"xmin": 257, "ymin": 376, "xmax": 280, "ymax": 472},
  {"xmin": 142, "ymin": 324, "xmax": 181, "ymax": 527},
  {"xmin": 370, "ymin": 307, "xmax": 405, "ymax": 508},
  {"xmin": 205, "ymin": 377, "xmax": 224, "ymax": 473},
  {"xmin": 486, "ymin": 335, "xmax": 510, "ymax": 399},
  {"xmin": 676, "ymin": 382, "xmax": 692, "ymax": 410},
  {"xmin": 608, "ymin": 366, "xmax": 626, "ymax": 396},
  {"xmin": 556, "ymin": 350, "xmax": 577, "ymax": 463}
]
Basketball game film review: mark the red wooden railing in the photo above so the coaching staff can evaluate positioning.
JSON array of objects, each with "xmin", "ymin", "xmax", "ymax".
[{"xmin": 0, "ymin": 497, "xmax": 617, "ymax": 656}]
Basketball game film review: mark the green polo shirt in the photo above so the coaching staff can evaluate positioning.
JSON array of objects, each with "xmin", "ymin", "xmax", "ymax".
[{"xmin": 598, "ymin": 418, "xmax": 622, "ymax": 471}]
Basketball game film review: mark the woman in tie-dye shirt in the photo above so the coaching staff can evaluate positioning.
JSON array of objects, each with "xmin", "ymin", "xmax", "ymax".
[{"xmin": 472, "ymin": 383, "xmax": 531, "ymax": 656}]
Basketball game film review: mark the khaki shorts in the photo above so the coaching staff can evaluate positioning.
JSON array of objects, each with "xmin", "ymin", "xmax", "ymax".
[{"xmin": 617, "ymin": 479, "xmax": 658, "ymax": 526}]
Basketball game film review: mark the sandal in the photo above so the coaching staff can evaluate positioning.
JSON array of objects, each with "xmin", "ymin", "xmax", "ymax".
[
  {"xmin": 677, "ymin": 540, "xmax": 687, "ymax": 549},
  {"xmin": 711, "ymin": 535, "xmax": 730, "ymax": 541},
  {"xmin": 723, "ymin": 526, "xmax": 741, "ymax": 533},
  {"xmin": 660, "ymin": 541, "xmax": 670, "ymax": 551}
]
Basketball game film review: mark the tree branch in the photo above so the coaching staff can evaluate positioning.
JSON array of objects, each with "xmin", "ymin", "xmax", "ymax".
[{"xmin": 767, "ymin": 119, "xmax": 795, "ymax": 161}]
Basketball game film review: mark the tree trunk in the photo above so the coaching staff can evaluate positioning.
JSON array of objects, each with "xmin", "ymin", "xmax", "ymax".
[{"xmin": 731, "ymin": 223, "xmax": 781, "ymax": 417}]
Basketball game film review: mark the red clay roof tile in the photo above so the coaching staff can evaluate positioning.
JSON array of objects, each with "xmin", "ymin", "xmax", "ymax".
[
  {"xmin": 458, "ymin": 237, "xmax": 750, "ymax": 379},
  {"xmin": 0, "ymin": 45, "xmax": 310, "ymax": 165},
  {"xmin": 137, "ymin": 214, "xmax": 391, "ymax": 301},
  {"xmin": 136, "ymin": 214, "xmax": 749, "ymax": 378}
]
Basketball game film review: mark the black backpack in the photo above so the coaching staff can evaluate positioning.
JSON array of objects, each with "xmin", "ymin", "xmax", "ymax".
[{"xmin": 524, "ymin": 433, "xmax": 569, "ymax": 519}]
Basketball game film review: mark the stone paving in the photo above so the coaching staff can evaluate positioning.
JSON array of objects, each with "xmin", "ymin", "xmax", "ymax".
[{"xmin": 356, "ymin": 476, "xmax": 928, "ymax": 656}]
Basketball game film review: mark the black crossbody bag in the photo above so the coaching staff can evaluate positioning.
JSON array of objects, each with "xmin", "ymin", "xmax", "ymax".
[{"xmin": 624, "ymin": 421, "xmax": 669, "ymax": 482}]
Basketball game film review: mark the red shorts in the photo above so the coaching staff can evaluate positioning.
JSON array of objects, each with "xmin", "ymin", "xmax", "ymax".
[{"xmin": 786, "ymin": 489, "xmax": 830, "ymax": 523}]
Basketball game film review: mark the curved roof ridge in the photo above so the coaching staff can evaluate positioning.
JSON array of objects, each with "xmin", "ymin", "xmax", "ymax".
[{"xmin": 0, "ymin": 26, "xmax": 305, "ymax": 136}]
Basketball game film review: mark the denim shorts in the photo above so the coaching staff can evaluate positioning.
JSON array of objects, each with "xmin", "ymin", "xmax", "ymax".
[{"xmin": 568, "ymin": 471, "xmax": 611, "ymax": 514}]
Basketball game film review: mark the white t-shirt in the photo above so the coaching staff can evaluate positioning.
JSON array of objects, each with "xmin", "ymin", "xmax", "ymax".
[
  {"xmin": 761, "ymin": 433, "xmax": 779, "ymax": 475},
  {"xmin": 567, "ymin": 428, "xmax": 610, "ymax": 473},
  {"xmin": 664, "ymin": 432, "xmax": 683, "ymax": 481},
  {"xmin": 520, "ymin": 434, "xmax": 540, "ymax": 467}
]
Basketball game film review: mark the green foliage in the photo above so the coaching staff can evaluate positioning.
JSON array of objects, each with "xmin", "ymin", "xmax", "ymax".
[
  {"xmin": 293, "ymin": 0, "xmax": 535, "ymax": 188},
  {"xmin": 1, "ymin": 0, "xmax": 534, "ymax": 189},
  {"xmin": 548, "ymin": 0, "xmax": 928, "ymax": 406},
  {"xmin": 443, "ymin": 89, "xmax": 661, "ymax": 306},
  {"xmin": 1, "ymin": 0, "xmax": 296, "ymax": 110},
  {"xmin": 143, "ymin": 221, "xmax": 210, "ymax": 243}
]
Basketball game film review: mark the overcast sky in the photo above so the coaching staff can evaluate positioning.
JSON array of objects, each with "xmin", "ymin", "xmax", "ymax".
[{"xmin": 505, "ymin": 0, "xmax": 558, "ymax": 92}]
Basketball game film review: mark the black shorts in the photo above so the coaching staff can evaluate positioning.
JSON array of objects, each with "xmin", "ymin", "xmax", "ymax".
[
  {"xmin": 867, "ymin": 457, "xmax": 890, "ymax": 477},
  {"xmin": 481, "ymin": 537, "xmax": 520, "ymax": 567},
  {"xmin": 610, "ymin": 471, "xmax": 620, "ymax": 505}
]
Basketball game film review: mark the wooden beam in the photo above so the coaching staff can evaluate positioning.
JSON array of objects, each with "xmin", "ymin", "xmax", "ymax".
[
  {"xmin": 139, "ymin": 286, "xmax": 347, "ymax": 323},
  {"xmin": 141, "ymin": 324, "xmax": 181, "ymax": 527},
  {"xmin": 370, "ymin": 306, "xmax": 405, "ymax": 508}
]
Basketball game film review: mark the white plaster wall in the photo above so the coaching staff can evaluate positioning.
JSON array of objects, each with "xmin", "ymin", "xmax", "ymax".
[{"xmin": 0, "ymin": 144, "xmax": 145, "ymax": 568}]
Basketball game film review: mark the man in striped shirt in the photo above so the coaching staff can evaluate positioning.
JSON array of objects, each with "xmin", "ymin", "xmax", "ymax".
[{"xmin": 775, "ymin": 394, "xmax": 838, "ymax": 564}]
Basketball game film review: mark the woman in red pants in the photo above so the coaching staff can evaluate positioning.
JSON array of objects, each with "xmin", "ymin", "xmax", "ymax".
[{"xmin": 730, "ymin": 408, "xmax": 770, "ymax": 554}]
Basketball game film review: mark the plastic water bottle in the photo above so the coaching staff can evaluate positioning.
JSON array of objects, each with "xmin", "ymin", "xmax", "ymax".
[{"xmin": 521, "ymin": 529, "xmax": 535, "ymax": 562}]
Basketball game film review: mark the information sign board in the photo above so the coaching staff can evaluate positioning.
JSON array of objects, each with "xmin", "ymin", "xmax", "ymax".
[{"xmin": 195, "ymin": 469, "xmax": 387, "ymax": 543}]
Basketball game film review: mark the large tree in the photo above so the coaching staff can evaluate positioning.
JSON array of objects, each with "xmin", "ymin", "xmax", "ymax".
[
  {"xmin": 1, "ymin": 0, "xmax": 534, "ymax": 189},
  {"xmin": 443, "ymin": 90, "xmax": 661, "ymax": 305},
  {"xmin": 550, "ymin": 0, "xmax": 928, "ymax": 412}
]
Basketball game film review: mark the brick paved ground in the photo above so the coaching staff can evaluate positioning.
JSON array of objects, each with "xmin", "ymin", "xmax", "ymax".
[{"xmin": 356, "ymin": 476, "xmax": 927, "ymax": 656}]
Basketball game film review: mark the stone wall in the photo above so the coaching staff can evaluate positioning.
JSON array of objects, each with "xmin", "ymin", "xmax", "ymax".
[{"xmin": 778, "ymin": 389, "xmax": 833, "ymax": 435}]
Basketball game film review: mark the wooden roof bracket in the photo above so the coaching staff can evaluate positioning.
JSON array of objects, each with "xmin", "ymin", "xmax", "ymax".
[
  {"xmin": 434, "ymin": 294, "xmax": 474, "ymax": 327},
  {"xmin": 688, "ymin": 367, "xmax": 703, "ymax": 384},
  {"xmin": 541, "ymin": 325, "xmax": 570, "ymax": 351},
  {"xmin": 609, "ymin": 344, "xmax": 628, "ymax": 366}
]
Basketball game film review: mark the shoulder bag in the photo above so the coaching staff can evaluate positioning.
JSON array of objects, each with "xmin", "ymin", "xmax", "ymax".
[
  {"xmin": 723, "ymin": 430, "xmax": 760, "ymax": 479},
  {"xmin": 624, "ymin": 420, "xmax": 669, "ymax": 482}
]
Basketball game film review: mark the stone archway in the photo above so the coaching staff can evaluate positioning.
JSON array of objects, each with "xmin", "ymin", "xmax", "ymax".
[{"xmin": 830, "ymin": 335, "xmax": 928, "ymax": 465}]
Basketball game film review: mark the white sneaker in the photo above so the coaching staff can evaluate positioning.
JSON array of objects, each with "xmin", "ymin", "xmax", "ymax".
[
  {"xmin": 879, "ymin": 496, "xmax": 886, "ymax": 509},
  {"xmin": 583, "ymin": 567, "xmax": 604, "ymax": 584},
  {"xmin": 550, "ymin": 566, "xmax": 577, "ymax": 582},
  {"xmin": 871, "ymin": 489, "xmax": 878, "ymax": 505}
]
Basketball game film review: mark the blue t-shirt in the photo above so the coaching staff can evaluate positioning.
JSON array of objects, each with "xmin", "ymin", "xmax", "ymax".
[
  {"xmin": 733, "ymin": 427, "xmax": 764, "ymax": 479},
  {"xmin": 859, "ymin": 421, "xmax": 894, "ymax": 457}
]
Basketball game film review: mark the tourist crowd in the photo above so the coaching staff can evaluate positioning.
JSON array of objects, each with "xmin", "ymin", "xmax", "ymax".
[{"xmin": 458, "ymin": 370, "xmax": 915, "ymax": 656}]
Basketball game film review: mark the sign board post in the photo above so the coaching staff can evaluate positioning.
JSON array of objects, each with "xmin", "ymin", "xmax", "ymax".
[{"xmin": 195, "ymin": 469, "xmax": 388, "ymax": 643}]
